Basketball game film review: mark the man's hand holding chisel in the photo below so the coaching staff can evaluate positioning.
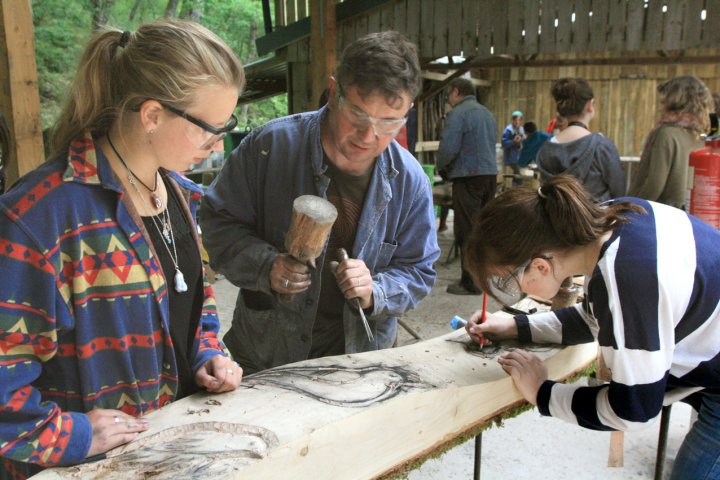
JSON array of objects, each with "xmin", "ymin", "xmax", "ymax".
[{"xmin": 329, "ymin": 248, "xmax": 375, "ymax": 342}]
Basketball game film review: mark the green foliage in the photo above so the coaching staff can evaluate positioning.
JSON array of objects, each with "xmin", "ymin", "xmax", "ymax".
[{"xmin": 32, "ymin": 0, "xmax": 287, "ymax": 131}]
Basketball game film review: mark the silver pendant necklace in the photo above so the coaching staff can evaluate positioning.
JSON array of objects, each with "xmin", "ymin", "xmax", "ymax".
[{"xmin": 108, "ymin": 134, "xmax": 188, "ymax": 293}]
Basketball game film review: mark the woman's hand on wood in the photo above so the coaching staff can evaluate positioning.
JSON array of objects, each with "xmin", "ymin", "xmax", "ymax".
[
  {"xmin": 86, "ymin": 409, "xmax": 149, "ymax": 458},
  {"xmin": 196, "ymin": 355, "xmax": 243, "ymax": 393},
  {"xmin": 497, "ymin": 349, "xmax": 547, "ymax": 405}
]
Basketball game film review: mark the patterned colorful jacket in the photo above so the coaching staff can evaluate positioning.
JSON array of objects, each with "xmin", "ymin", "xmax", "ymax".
[{"xmin": 0, "ymin": 133, "xmax": 227, "ymax": 472}]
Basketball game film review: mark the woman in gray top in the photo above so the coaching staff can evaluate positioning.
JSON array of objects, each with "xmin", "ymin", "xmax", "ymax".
[{"xmin": 536, "ymin": 78, "xmax": 626, "ymax": 202}]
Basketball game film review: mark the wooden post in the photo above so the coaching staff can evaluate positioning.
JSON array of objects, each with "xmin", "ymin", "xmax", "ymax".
[
  {"xmin": 597, "ymin": 352, "xmax": 625, "ymax": 467},
  {"xmin": 310, "ymin": 0, "xmax": 336, "ymax": 108},
  {"xmin": 0, "ymin": 0, "xmax": 45, "ymax": 187}
]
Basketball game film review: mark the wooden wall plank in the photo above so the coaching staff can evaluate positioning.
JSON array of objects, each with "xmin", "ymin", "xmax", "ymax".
[
  {"xmin": 684, "ymin": 0, "xmax": 704, "ymax": 48},
  {"xmin": 607, "ymin": 0, "xmax": 627, "ymax": 52},
  {"xmin": 522, "ymin": 0, "xmax": 540, "ymax": 55},
  {"xmin": 644, "ymin": 0, "xmax": 664, "ymax": 50},
  {"xmin": 663, "ymin": 0, "xmax": 686, "ymax": 50},
  {"xmin": 297, "ymin": 0, "xmax": 308, "ymax": 21},
  {"xmin": 706, "ymin": 0, "xmax": 720, "ymax": 45},
  {"xmin": 625, "ymin": 0, "xmax": 645, "ymax": 51},
  {"xmin": 460, "ymin": 0, "xmax": 479, "ymax": 55},
  {"xmin": 555, "ymin": 0, "xmax": 573, "ymax": 53},
  {"xmin": 506, "ymin": 0, "xmax": 524, "ymax": 53},
  {"xmin": 378, "ymin": 3, "xmax": 393, "ymax": 31},
  {"xmin": 356, "ymin": 14, "xmax": 369, "ymax": 39},
  {"xmin": 393, "ymin": 0, "xmax": 407, "ymax": 36},
  {"xmin": 405, "ymin": 0, "xmax": 421, "ymax": 46},
  {"xmin": 287, "ymin": 0, "xmax": 297, "ymax": 25},
  {"xmin": 572, "ymin": 0, "xmax": 590, "ymax": 52},
  {"xmin": 433, "ymin": 0, "xmax": 448, "ymax": 56},
  {"xmin": 420, "ymin": 0, "xmax": 435, "ymax": 58},
  {"xmin": 539, "ymin": 0, "xmax": 556, "ymax": 54},
  {"xmin": 446, "ymin": 0, "xmax": 462, "ymax": 55},
  {"xmin": 588, "ymin": 0, "xmax": 609, "ymax": 52},
  {"xmin": 476, "ymin": 0, "xmax": 493, "ymax": 56},
  {"xmin": 493, "ymin": 0, "xmax": 509, "ymax": 54},
  {"xmin": 367, "ymin": 8, "xmax": 381, "ymax": 33}
]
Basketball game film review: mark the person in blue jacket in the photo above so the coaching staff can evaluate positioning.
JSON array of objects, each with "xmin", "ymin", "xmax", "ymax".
[
  {"xmin": 437, "ymin": 77, "xmax": 498, "ymax": 295},
  {"xmin": 501, "ymin": 111, "xmax": 525, "ymax": 184},
  {"xmin": 518, "ymin": 121, "xmax": 551, "ymax": 167},
  {"xmin": 201, "ymin": 31, "xmax": 440, "ymax": 374}
]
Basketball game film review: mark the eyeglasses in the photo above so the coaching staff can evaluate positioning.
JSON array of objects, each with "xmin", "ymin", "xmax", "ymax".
[
  {"xmin": 337, "ymin": 94, "xmax": 407, "ymax": 137},
  {"xmin": 489, "ymin": 255, "xmax": 553, "ymax": 303},
  {"xmin": 161, "ymin": 103, "xmax": 238, "ymax": 150}
]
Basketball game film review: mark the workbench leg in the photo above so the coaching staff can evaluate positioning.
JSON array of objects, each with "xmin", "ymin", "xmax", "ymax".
[
  {"xmin": 654, "ymin": 405, "xmax": 672, "ymax": 480},
  {"xmin": 474, "ymin": 432, "xmax": 482, "ymax": 480},
  {"xmin": 608, "ymin": 431, "xmax": 624, "ymax": 467}
]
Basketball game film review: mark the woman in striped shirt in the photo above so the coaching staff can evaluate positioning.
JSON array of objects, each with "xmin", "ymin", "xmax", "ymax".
[{"xmin": 464, "ymin": 174, "xmax": 719, "ymax": 479}]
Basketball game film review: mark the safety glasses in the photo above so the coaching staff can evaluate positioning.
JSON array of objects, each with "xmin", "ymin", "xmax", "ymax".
[{"xmin": 161, "ymin": 103, "xmax": 238, "ymax": 150}]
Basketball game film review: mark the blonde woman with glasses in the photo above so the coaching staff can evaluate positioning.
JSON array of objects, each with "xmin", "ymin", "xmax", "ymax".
[{"xmin": 0, "ymin": 19, "xmax": 244, "ymax": 477}]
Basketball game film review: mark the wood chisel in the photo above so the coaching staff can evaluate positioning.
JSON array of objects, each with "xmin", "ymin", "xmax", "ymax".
[{"xmin": 337, "ymin": 248, "xmax": 374, "ymax": 343}]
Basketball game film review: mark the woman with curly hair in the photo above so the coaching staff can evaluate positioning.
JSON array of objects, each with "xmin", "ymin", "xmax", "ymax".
[{"xmin": 629, "ymin": 75, "xmax": 713, "ymax": 209}]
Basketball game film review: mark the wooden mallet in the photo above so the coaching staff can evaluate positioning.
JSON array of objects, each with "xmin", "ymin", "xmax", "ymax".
[{"xmin": 280, "ymin": 195, "xmax": 337, "ymax": 301}]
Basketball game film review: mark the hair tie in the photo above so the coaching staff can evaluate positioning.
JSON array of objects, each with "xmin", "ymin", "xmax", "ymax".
[
  {"xmin": 119, "ymin": 31, "xmax": 131, "ymax": 47},
  {"xmin": 537, "ymin": 187, "xmax": 547, "ymax": 199}
]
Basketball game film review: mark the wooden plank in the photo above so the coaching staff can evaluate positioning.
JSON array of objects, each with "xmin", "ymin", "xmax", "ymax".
[
  {"xmin": 572, "ymin": 0, "xmax": 590, "ymax": 52},
  {"xmin": 447, "ymin": 0, "xmax": 462, "ymax": 55},
  {"xmin": 355, "ymin": 14, "xmax": 370, "ymax": 40},
  {"xmin": 433, "ymin": 0, "xmax": 448, "ymax": 56},
  {"xmin": 643, "ymin": 0, "xmax": 664, "ymax": 51},
  {"xmin": 539, "ymin": 0, "xmax": 556, "ymax": 54},
  {"xmin": 522, "ymin": 0, "xmax": 540, "ymax": 55},
  {"xmin": 0, "ymin": 0, "xmax": 45, "ymax": 186},
  {"xmin": 493, "ymin": 0, "xmax": 510, "ymax": 54},
  {"xmin": 392, "ymin": 0, "xmax": 406, "ymax": 35},
  {"xmin": 378, "ymin": 3, "xmax": 394, "ymax": 31},
  {"xmin": 287, "ymin": 0, "xmax": 297, "ymax": 25},
  {"xmin": 37, "ymin": 318, "xmax": 598, "ymax": 480},
  {"xmin": 625, "ymin": 0, "xmax": 645, "ymax": 51},
  {"xmin": 405, "ymin": 0, "xmax": 421, "ymax": 47},
  {"xmin": 506, "ymin": 0, "xmax": 525, "ymax": 54},
  {"xmin": 366, "ymin": 7, "xmax": 381, "ymax": 33},
  {"xmin": 683, "ymin": 0, "xmax": 705, "ymax": 48},
  {"xmin": 555, "ymin": 0, "xmax": 573, "ymax": 53},
  {"xmin": 460, "ymin": 0, "xmax": 479, "ymax": 55},
  {"xmin": 588, "ymin": 0, "xmax": 609, "ymax": 52},
  {"xmin": 476, "ymin": 0, "xmax": 493, "ymax": 56},
  {"xmin": 419, "ymin": 0, "xmax": 435, "ymax": 58},
  {"xmin": 607, "ymin": 0, "xmax": 627, "ymax": 52},
  {"xmin": 703, "ymin": 0, "xmax": 720, "ymax": 46},
  {"xmin": 297, "ymin": 0, "xmax": 308, "ymax": 21},
  {"xmin": 663, "ymin": 0, "xmax": 685, "ymax": 50}
]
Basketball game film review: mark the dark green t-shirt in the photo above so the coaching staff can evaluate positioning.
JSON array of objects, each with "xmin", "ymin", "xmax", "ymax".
[{"xmin": 309, "ymin": 159, "xmax": 371, "ymax": 358}]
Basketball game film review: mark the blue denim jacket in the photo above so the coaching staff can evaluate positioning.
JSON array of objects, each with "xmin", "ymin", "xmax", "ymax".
[
  {"xmin": 437, "ymin": 96, "xmax": 498, "ymax": 179},
  {"xmin": 201, "ymin": 107, "xmax": 440, "ymax": 371}
]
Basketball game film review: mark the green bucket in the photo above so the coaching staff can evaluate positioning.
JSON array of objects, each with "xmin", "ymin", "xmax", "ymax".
[{"xmin": 421, "ymin": 164, "xmax": 441, "ymax": 218}]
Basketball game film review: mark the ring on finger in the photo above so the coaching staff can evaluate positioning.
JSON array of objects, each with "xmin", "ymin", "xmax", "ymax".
[
  {"xmin": 283, "ymin": 278, "xmax": 289, "ymax": 288},
  {"xmin": 227, "ymin": 368, "xmax": 234, "ymax": 375},
  {"xmin": 114, "ymin": 415, "xmax": 120, "ymax": 424}
]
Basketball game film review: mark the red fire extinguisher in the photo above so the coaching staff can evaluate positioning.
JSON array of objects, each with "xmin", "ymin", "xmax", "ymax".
[{"xmin": 689, "ymin": 139, "xmax": 720, "ymax": 229}]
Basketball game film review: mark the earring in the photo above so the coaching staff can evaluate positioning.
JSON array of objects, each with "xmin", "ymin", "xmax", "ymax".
[{"xmin": 148, "ymin": 129, "xmax": 155, "ymax": 135}]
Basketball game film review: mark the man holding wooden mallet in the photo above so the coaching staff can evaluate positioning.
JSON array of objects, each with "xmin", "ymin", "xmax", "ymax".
[{"xmin": 201, "ymin": 31, "xmax": 440, "ymax": 374}]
